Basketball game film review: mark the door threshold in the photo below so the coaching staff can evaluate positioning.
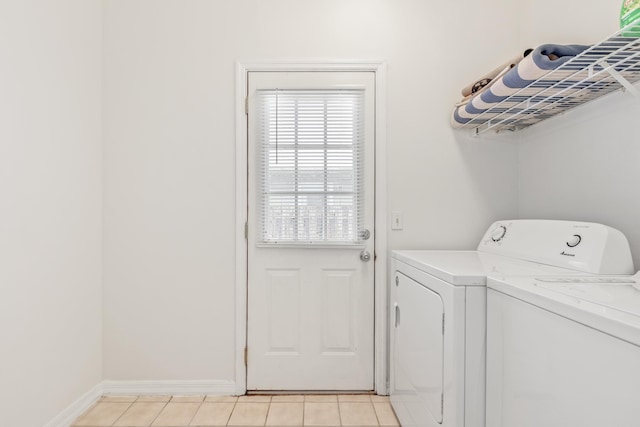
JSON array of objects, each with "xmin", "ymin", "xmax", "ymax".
[{"xmin": 247, "ymin": 390, "xmax": 375, "ymax": 395}]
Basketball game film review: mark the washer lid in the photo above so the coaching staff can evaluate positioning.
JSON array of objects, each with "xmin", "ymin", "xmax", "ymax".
[
  {"xmin": 392, "ymin": 250, "xmax": 589, "ymax": 286},
  {"xmin": 536, "ymin": 278, "xmax": 640, "ymax": 317},
  {"xmin": 488, "ymin": 274, "xmax": 640, "ymax": 346}
]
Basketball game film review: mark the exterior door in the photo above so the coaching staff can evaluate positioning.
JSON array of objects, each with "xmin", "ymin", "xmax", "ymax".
[{"xmin": 246, "ymin": 71, "xmax": 375, "ymax": 390}]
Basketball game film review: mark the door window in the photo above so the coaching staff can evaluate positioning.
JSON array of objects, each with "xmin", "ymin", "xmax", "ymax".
[{"xmin": 256, "ymin": 89, "xmax": 365, "ymax": 244}]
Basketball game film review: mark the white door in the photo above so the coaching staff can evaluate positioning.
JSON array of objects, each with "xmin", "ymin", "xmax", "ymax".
[{"xmin": 246, "ymin": 71, "xmax": 375, "ymax": 391}]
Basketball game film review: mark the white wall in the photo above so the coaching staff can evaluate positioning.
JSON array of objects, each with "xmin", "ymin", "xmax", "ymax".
[
  {"xmin": 0, "ymin": 1, "xmax": 103, "ymax": 426},
  {"xmin": 516, "ymin": 2, "xmax": 640, "ymax": 268},
  {"xmin": 102, "ymin": 0, "xmax": 520, "ymax": 382}
]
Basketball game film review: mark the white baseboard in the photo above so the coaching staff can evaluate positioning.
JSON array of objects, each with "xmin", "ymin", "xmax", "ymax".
[
  {"xmin": 43, "ymin": 382, "xmax": 103, "ymax": 427},
  {"xmin": 101, "ymin": 380, "xmax": 237, "ymax": 396},
  {"xmin": 45, "ymin": 380, "xmax": 237, "ymax": 427}
]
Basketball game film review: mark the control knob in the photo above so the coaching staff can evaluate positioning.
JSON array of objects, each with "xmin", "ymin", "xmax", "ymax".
[
  {"xmin": 566, "ymin": 234, "xmax": 582, "ymax": 248},
  {"xmin": 490, "ymin": 225, "xmax": 507, "ymax": 242}
]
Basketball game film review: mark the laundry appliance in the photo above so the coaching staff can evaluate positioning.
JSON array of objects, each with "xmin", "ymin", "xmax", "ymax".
[
  {"xmin": 390, "ymin": 220, "xmax": 633, "ymax": 427},
  {"xmin": 486, "ymin": 273, "xmax": 639, "ymax": 427}
]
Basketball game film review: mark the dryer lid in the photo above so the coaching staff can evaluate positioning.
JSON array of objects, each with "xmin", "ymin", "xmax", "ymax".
[{"xmin": 392, "ymin": 250, "xmax": 589, "ymax": 286}]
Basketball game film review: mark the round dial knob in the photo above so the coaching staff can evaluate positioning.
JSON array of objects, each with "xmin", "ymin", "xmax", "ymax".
[
  {"xmin": 491, "ymin": 225, "xmax": 507, "ymax": 242},
  {"xmin": 566, "ymin": 234, "xmax": 582, "ymax": 248}
]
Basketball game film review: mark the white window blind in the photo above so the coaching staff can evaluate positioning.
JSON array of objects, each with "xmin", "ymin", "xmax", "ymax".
[{"xmin": 257, "ymin": 89, "xmax": 365, "ymax": 244}]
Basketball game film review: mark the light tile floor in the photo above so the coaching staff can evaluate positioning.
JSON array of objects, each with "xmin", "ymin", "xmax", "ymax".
[{"xmin": 72, "ymin": 394, "xmax": 400, "ymax": 427}]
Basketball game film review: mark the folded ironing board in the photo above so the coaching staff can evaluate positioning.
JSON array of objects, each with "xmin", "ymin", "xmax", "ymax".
[{"xmin": 452, "ymin": 44, "xmax": 591, "ymax": 129}]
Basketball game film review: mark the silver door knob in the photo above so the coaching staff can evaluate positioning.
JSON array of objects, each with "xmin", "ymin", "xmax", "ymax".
[{"xmin": 360, "ymin": 251, "xmax": 371, "ymax": 262}]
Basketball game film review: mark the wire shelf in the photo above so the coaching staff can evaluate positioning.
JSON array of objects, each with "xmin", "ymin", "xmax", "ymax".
[{"xmin": 457, "ymin": 23, "xmax": 640, "ymax": 136}]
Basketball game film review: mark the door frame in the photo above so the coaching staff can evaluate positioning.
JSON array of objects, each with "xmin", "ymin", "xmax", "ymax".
[{"xmin": 234, "ymin": 60, "xmax": 388, "ymax": 395}]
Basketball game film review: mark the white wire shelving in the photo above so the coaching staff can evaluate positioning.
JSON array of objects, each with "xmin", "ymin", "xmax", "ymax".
[{"xmin": 457, "ymin": 23, "xmax": 640, "ymax": 136}]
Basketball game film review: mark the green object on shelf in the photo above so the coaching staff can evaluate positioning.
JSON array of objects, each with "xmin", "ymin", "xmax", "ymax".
[{"xmin": 620, "ymin": 0, "xmax": 640, "ymax": 36}]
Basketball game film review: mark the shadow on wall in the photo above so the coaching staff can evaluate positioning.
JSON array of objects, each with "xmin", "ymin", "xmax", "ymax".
[
  {"xmin": 515, "ymin": 87, "xmax": 640, "ymax": 270},
  {"xmin": 452, "ymin": 127, "xmax": 519, "ymax": 242}
]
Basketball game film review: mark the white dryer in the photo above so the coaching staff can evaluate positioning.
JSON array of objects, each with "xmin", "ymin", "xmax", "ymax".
[
  {"xmin": 390, "ymin": 220, "xmax": 634, "ymax": 427},
  {"xmin": 486, "ymin": 274, "xmax": 639, "ymax": 427}
]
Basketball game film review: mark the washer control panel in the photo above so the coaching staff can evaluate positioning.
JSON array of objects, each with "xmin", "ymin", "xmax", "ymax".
[{"xmin": 478, "ymin": 220, "xmax": 634, "ymax": 274}]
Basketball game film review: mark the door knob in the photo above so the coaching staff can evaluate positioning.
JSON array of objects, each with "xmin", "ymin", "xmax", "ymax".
[{"xmin": 360, "ymin": 251, "xmax": 371, "ymax": 262}]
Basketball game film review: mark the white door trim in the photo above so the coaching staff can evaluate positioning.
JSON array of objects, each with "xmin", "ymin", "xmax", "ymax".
[{"xmin": 235, "ymin": 60, "xmax": 388, "ymax": 395}]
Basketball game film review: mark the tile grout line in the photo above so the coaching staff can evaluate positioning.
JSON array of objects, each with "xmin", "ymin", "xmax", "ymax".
[
  {"xmin": 370, "ymin": 400, "xmax": 381, "ymax": 427},
  {"xmin": 339, "ymin": 397, "xmax": 380, "ymax": 427},
  {"xmin": 146, "ymin": 399, "xmax": 170, "ymax": 427},
  {"xmin": 108, "ymin": 400, "xmax": 135, "ymax": 427},
  {"xmin": 184, "ymin": 399, "xmax": 203, "ymax": 427},
  {"xmin": 223, "ymin": 398, "xmax": 238, "ymax": 427},
  {"xmin": 263, "ymin": 397, "xmax": 271, "ymax": 426}
]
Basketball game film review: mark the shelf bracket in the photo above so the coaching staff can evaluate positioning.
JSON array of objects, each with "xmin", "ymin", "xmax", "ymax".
[{"xmin": 598, "ymin": 60, "xmax": 640, "ymax": 97}]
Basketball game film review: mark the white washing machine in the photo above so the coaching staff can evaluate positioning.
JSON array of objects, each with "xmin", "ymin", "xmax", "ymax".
[
  {"xmin": 486, "ymin": 274, "xmax": 639, "ymax": 427},
  {"xmin": 390, "ymin": 220, "xmax": 634, "ymax": 427}
]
